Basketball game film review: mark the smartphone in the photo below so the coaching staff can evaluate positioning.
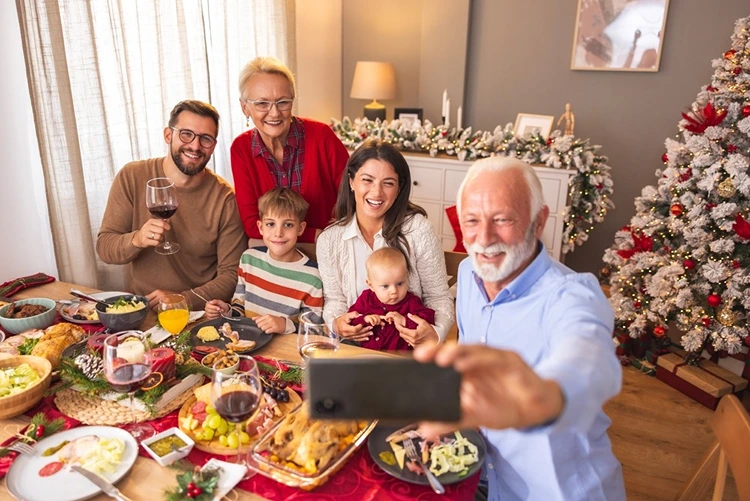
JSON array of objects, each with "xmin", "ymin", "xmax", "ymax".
[{"xmin": 306, "ymin": 357, "xmax": 461, "ymax": 423}]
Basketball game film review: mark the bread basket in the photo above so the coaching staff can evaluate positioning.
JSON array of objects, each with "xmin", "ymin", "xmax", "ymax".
[{"xmin": 0, "ymin": 355, "xmax": 53, "ymax": 419}]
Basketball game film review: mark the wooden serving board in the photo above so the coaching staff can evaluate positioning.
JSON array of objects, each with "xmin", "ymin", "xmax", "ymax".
[{"xmin": 178, "ymin": 388, "xmax": 301, "ymax": 455}]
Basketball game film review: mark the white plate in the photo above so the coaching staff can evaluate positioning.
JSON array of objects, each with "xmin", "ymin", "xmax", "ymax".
[{"xmin": 6, "ymin": 426, "xmax": 138, "ymax": 501}]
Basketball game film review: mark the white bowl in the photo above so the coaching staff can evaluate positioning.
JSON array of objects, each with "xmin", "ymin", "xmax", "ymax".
[{"xmin": 141, "ymin": 427, "xmax": 195, "ymax": 466}]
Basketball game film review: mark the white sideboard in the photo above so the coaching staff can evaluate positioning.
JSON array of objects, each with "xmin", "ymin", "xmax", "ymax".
[{"xmin": 403, "ymin": 153, "xmax": 575, "ymax": 261}]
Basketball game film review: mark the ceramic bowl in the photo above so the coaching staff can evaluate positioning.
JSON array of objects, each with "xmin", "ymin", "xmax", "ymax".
[
  {"xmin": 95, "ymin": 294, "xmax": 149, "ymax": 332},
  {"xmin": 141, "ymin": 427, "xmax": 195, "ymax": 466},
  {"xmin": 0, "ymin": 298, "xmax": 57, "ymax": 335}
]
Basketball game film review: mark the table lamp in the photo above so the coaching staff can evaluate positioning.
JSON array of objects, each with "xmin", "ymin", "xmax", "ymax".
[{"xmin": 350, "ymin": 61, "xmax": 396, "ymax": 121}]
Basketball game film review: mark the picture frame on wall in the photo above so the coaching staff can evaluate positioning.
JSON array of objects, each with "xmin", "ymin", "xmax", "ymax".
[
  {"xmin": 394, "ymin": 107, "xmax": 423, "ymax": 126},
  {"xmin": 513, "ymin": 114, "xmax": 555, "ymax": 140},
  {"xmin": 571, "ymin": 0, "xmax": 669, "ymax": 72}
]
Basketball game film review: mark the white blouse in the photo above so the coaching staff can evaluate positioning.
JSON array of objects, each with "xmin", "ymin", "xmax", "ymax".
[{"xmin": 317, "ymin": 213, "xmax": 455, "ymax": 341}]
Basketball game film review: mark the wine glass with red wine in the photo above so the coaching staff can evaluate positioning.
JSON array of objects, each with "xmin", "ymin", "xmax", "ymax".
[
  {"xmin": 146, "ymin": 177, "xmax": 180, "ymax": 255},
  {"xmin": 103, "ymin": 332, "xmax": 155, "ymax": 441},
  {"xmin": 211, "ymin": 356, "xmax": 262, "ymax": 477}
]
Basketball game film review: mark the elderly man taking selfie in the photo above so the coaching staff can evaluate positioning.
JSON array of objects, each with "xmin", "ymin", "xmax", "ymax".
[{"xmin": 416, "ymin": 157, "xmax": 625, "ymax": 501}]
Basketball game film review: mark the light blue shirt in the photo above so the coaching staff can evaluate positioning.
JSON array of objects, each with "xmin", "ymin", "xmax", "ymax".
[{"xmin": 457, "ymin": 244, "xmax": 626, "ymax": 501}]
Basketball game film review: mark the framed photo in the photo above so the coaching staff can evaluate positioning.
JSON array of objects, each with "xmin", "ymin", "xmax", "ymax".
[
  {"xmin": 571, "ymin": 0, "xmax": 669, "ymax": 72},
  {"xmin": 513, "ymin": 114, "xmax": 555, "ymax": 140},
  {"xmin": 394, "ymin": 107, "xmax": 423, "ymax": 126}
]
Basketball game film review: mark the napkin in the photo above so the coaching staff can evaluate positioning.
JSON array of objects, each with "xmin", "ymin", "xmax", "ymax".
[
  {"xmin": 201, "ymin": 458, "xmax": 247, "ymax": 501},
  {"xmin": 146, "ymin": 311, "xmax": 205, "ymax": 344}
]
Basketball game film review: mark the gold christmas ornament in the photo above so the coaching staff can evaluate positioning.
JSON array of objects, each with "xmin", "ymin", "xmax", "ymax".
[
  {"xmin": 718, "ymin": 177, "xmax": 736, "ymax": 198},
  {"xmin": 717, "ymin": 305, "xmax": 738, "ymax": 327}
]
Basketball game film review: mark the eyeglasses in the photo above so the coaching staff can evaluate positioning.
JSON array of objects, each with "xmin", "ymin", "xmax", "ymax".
[
  {"xmin": 243, "ymin": 98, "xmax": 294, "ymax": 112},
  {"xmin": 169, "ymin": 127, "xmax": 217, "ymax": 148}
]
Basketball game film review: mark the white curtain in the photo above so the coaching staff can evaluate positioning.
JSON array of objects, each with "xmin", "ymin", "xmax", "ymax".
[{"xmin": 16, "ymin": 0, "xmax": 295, "ymax": 291}]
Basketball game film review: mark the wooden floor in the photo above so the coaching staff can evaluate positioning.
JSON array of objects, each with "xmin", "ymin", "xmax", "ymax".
[{"xmin": 606, "ymin": 366, "xmax": 739, "ymax": 501}]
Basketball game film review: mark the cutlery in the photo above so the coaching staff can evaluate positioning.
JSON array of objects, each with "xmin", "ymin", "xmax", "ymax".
[
  {"xmin": 71, "ymin": 465, "xmax": 132, "ymax": 501},
  {"xmin": 69, "ymin": 289, "xmax": 112, "ymax": 309},
  {"xmin": 190, "ymin": 288, "xmax": 241, "ymax": 322},
  {"xmin": 7, "ymin": 441, "xmax": 36, "ymax": 455},
  {"xmin": 403, "ymin": 437, "xmax": 445, "ymax": 495}
]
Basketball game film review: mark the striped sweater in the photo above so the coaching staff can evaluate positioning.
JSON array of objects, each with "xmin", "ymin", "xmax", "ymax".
[{"xmin": 230, "ymin": 246, "xmax": 323, "ymax": 334}]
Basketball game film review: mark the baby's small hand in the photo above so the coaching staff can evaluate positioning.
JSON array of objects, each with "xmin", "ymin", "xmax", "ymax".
[
  {"xmin": 364, "ymin": 314, "xmax": 383, "ymax": 327},
  {"xmin": 384, "ymin": 311, "xmax": 406, "ymax": 327}
]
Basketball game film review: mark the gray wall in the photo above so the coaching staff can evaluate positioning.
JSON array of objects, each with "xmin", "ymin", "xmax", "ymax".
[
  {"xmin": 465, "ymin": 0, "xmax": 749, "ymax": 274},
  {"xmin": 342, "ymin": 0, "xmax": 469, "ymax": 124}
]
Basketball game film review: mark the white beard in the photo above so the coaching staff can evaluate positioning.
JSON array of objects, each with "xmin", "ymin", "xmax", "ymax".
[{"xmin": 465, "ymin": 231, "xmax": 537, "ymax": 283}]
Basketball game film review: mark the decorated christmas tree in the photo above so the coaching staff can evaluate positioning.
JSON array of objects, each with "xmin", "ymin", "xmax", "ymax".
[{"xmin": 602, "ymin": 16, "xmax": 750, "ymax": 364}]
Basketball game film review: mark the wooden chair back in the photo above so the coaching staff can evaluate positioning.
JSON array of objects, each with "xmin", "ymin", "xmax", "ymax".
[
  {"xmin": 675, "ymin": 394, "xmax": 750, "ymax": 501},
  {"xmin": 296, "ymin": 242, "xmax": 317, "ymax": 262},
  {"xmin": 444, "ymin": 251, "xmax": 467, "ymax": 287}
]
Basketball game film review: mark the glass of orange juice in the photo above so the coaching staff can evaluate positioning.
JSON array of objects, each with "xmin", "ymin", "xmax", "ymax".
[{"xmin": 158, "ymin": 294, "xmax": 189, "ymax": 336}]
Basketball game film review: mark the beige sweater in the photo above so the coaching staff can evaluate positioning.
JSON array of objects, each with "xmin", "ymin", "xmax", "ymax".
[
  {"xmin": 96, "ymin": 158, "xmax": 246, "ymax": 308},
  {"xmin": 317, "ymin": 214, "xmax": 455, "ymax": 341}
]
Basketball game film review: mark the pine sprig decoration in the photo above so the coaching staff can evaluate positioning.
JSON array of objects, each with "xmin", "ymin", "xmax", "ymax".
[
  {"xmin": 258, "ymin": 361, "xmax": 304, "ymax": 385},
  {"xmin": 163, "ymin": 460, "xmax": 220, "ymax": 500},
  {"xmin": 331, "ymin": 117, "xmax": 614, "ymax": 254},
  {"xmin": 0, "ymin": 413, "xmax": 66, "ymax": 458}
]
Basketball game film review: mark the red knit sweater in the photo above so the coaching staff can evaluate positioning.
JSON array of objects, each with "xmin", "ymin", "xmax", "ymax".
[{"xmin": 230, "ymin": 118, "xmax": 349, "ymax": 243}]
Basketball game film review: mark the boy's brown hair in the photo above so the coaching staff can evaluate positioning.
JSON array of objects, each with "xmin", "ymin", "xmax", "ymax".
[
  {"xmin": 366, "ymin": 247, "xmax": 408, "ymax": 277},
  {"xmin": 258, "ymin": 187, "xmax": 309, "ymax": 222}
]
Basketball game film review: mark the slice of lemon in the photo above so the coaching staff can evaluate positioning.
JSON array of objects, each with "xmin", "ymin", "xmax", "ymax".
[{"xmin": 142, "ymin": 372, "xmax": 164, "ymax": 391}]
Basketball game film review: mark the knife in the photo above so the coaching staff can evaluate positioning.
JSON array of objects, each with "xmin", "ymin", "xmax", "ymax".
[{"xmin": 71, "ymin": 465, "xmax": 132, "ymax": 501}]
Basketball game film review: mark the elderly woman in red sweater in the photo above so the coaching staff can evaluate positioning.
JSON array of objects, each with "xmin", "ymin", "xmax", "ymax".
[{"xmin": 231, "ymin": 56, "xmax": 349, "ymax": 243}]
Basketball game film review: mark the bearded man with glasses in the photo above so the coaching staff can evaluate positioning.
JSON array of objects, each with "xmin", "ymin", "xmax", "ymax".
[
  {"xmin": 232, "ymin": 56, "xmax": 349, "ymax": 244},
  {"xmin": 97, "ymin": 100, "xmax": 246, "ymax": 310}
]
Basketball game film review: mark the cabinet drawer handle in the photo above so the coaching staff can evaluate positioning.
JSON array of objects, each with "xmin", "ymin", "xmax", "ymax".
[{"xmin": 413, "ymin": 181, "xmax": 419, "ymax": 186}]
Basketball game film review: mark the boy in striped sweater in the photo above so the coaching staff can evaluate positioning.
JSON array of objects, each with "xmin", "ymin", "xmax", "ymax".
[{"xmin": 205, "ymin": 187, "xmax": 323, "ymax": 333}]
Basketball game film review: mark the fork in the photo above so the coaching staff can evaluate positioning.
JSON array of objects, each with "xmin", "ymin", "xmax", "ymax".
[
  {"xmin": 7, "ymin": 441, "xmax": 37, "ymax": 456},
  {"xmin": 191, "ymin": 288, "xmax": 241, "ymax": 322},
  {"xmin": 403, "ymin": 437, "xmax": 445, "ymax": 495}
]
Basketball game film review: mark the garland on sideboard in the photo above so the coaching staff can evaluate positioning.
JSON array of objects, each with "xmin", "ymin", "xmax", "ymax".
[{"xmin": 331, "ymin": 117, "xmax": 615, "ymax": 254}]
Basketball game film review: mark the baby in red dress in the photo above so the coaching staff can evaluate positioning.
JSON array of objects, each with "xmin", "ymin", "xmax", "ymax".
[{"xmin": 348, "ymin": 247, "xmax": 435, "ymax": 351}]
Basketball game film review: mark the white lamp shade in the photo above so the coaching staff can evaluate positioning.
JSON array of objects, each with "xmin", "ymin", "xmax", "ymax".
[{"xmin": 350, "ymin": 61, "xmax": 396, "ymax": 100}]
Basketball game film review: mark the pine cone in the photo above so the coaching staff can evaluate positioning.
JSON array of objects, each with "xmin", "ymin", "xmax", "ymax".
[{"xmin": 74, "ymin": 353, "xmax": 104, "ymax": 380}]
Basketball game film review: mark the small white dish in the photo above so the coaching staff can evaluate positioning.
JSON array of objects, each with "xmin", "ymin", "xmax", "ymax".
[
  {"xmin": 201, "ymin": 458, "xmax": 248, "ymax": 501},
  {"xmin": 141, "ymin": 427, "xmax": 195, "ymax": 466}
]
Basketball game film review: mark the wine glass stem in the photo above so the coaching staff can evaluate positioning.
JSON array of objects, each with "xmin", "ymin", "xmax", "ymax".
[
  {"xmin": 235, "ymin": 427, "xmax": 243, "ymax": 465},
  {"xmin": 128, "ymin": 392, "xmax": 140, "ymax": 438},
  {"xmin": 163, "ymin": 240, "xmax": 172, "ymax": 250}
]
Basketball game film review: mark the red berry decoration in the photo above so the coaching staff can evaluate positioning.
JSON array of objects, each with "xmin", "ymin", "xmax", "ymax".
[
  {"xmin": 733, "ymin": 260, "xmax": 741, "ymax": 269},
  {"xmin": 634, "ymin": 301, "xmax": 642, "ymax": 309},
  {"xmin": 728, "ymin": 144, "xmax": 738, "ymax": 153},
  {"xmin": 653, "ymin": 326, "xmax": 666, "ymax": 337},
  {"xmin": 670, "ymin": 203, "xmax": 684, "ymax": 217},
  {"xmin": 743, "ymin": 105, "xmax": 750, "ymax": 118},
  {"xmin": 702, "ymin": 317, "xmax": 712, "ymax": 327},
  {"xmin": 724, "ymin": 49, "xmax": 736, "ymax": 59},
  {"xmin": 35, "ymin": 425, "xmax": 45, "ymax": 438},
  {"xmin": 707, "ymin": 293, "xmax": 722, "ymax": 307},
  {"xmin": 683, "ymin": 259, "xmax": 696, "ymax": 270},
  {"xmin": 193, "ymin": 487, "xmax": 203, "ymax": 496},
  {"xmin": 706, "ymin": 85, "xmax": 716, "ymax": 92},
  {"xmin": 662, "ymin": 152, "xmax": 668, "ymax": 163},
  {"xmin": 734, "ymin": 67, "xmax": 742, "ymax": 75}
]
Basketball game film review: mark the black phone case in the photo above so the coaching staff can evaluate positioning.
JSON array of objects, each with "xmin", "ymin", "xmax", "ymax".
[{"xmin": 306, "ymin": 358, "xmax": 461, "ymax": 422}]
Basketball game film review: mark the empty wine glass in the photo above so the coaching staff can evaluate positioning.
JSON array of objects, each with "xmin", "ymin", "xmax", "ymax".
[
  {"xmin": 103, "ymin": 332, "xmax": 154, "ymax": 441},
  {"xmin": 146, "ymin": 177, "xmax": 180, "ymax": 255},
  {"xmin": 297, "ymin": 311, "xmax": 340, "ymax": 364},
  {"xmin": 211, "ymin": 355, "xmax": 262, "ymax": 478},
  {"xmin": 158, "ymin": 294, "xmax": 189, "ymax": 336}
]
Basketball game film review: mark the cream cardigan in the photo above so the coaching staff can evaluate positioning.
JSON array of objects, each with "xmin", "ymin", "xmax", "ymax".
[{"xmin": 317, "ymin": 213, "xmax": 455, "ymax": 341}]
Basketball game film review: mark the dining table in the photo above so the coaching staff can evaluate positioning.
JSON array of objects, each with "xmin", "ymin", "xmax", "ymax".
[{"xmin": 0, "ymin": 280, "xmax": 480, "ymax": 501}]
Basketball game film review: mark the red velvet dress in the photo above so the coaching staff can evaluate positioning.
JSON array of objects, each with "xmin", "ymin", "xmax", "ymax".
[{"xmin": 348, "ymin": 291, "xmax": 435, "ymax": 351}]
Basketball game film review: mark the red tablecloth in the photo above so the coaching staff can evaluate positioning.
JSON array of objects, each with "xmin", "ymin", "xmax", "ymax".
[{"xmin": 2, "ymin": 396, "xmax": 479, "ymax": 500}]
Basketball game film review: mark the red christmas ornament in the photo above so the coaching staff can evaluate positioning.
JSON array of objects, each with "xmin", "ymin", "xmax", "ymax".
[
  {"xmin": 743, "ymin": 105, "xmax": 750, "ymax": 118},
  {"xmin": 724, "ymin": 49, "xmax": 736, "ymax": 59},
  {"xmin": 707, "ymin": 294, "xmax": 722, "ymax": 307},
  {"xmin": 634, "ymin": 301, "xmax": 642, "ymax": 309},
  {"xmin": 702, "ymin": 317, "xmax": 712, "ymax": 327},
  {"xmin": 678, "ymin": 169, "xmax": 693, "ymax": 182},
  {"xmin": 681, "ymin": 102, "xmax": 727, "ymax": 134},
  {"xmin": 653, "ymin": 326, "xmax": 666, "ymax": 337},
  {"xmin": 706, "ymin": 203, "xmax": 716, "ymax": 210},
  {"xmin": 733, "ymin": 213, "xmax": 750, "ymax": 240},
  {"xmin": 670, "ymin": 203, "xmax": 684, "ymax": 217},
  {"xmin": 546, "ymin": 137, "xmax": 553, "ymax": 146},
  {"xmin": 661, "ymin": 152, "xmax": 668, "ymax": 163},
  {"xmin": 441, "ymin": 131, "xmax": 448, "ymax": 137},
  {"xmin": 733, "ymin": 260, "xmax": 741, "ymax": 269},
  {"xmin": 733, "ymin": 67, "xmax": 742, "ymax": 75},
  {"xmin": 728, "ymin": 144, "xmax": 738, "ymax": 153},
  {"xmin": 706, "ymin": 85, "xmax": 717, "ymax": 92},
  {"xmin": 683, "ymin": 259, "xmax": 696, "ymax": 270}
]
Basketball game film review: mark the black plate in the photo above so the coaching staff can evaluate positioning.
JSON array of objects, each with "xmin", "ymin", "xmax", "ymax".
[
  {"xmin": 189, "ymin": 317, "xmax": 273, "ymax": 354},
  {"xmin": 367, "ymin": 425, "xmax": 486, "ymax": 486}
]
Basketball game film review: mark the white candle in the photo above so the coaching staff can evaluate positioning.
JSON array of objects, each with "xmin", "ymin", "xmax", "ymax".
[
  {"xmin": 117, "ymin": 340, "xmax": 145, "ymax": 364},
  {"xmin": 442, "ymin": 89, "xmax": 447, "ymax": 119},
  {"xmin": 456, "ymin": 105, "xmax": 463, "ymax": 130},
  {"xmin": 445, "ymin": 98, "xmax": 451, "ymax": 128}
]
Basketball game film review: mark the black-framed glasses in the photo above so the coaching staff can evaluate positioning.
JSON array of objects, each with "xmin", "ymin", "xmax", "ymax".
[
  {"xmin": 243, "ymin": 98, "xmax": 294, "ymax": 112},
  {"xmin": 169, "ymin": 127, "xmax": 217, "ymax": 148}
]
